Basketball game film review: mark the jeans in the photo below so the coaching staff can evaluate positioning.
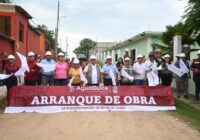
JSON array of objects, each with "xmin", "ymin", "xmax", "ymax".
[
  {"xmin": 54, "ymin": 79, "xmax": 68, "ymax": 86},
  {"xmin": 103, "ymin": 78, "xmax": 113, "ymax": 86},
  {"xmin": 25, "ymin": 79, "xmax": 37, "ymax": 86},
  {"xmin": 194, "ymin": 79, "xmax": 200, "ymax": 100},
  {"xmin": 41, "ymin": 75, "xmax": 54, "ymax": 86},
  {"xmin": 3, "ymin": 76, "xmax": 18, "ymax": 100},
  {"xmin": 134, "ymin": 79, "xmax": 145, "ymax": 86}
]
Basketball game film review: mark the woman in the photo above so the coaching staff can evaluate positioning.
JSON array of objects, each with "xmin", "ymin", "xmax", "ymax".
[
  {"xmin": 3, "ymin": 55, "xmax": 19, "ymax": 100},
  {"xmin": 160, "ymin": 54, "xmax": 173, "ymax": 86},
  {"xmin": 116, "ymin": 57, "xmax": 124, "ymax": 85},
  {"xmin": 68, "ymin": 59, "xmax": 83, "ymax": 86},
  {"xmin": 54, "ymin": 52, "xmax": 69, "ymax": 85},
  {"xmin": 25, "ymin": 52, "xmax": 40, "ymax": 86}
]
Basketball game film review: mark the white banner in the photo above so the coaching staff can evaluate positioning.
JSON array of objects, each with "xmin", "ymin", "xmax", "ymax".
[
  {"xmin": 168, "ymin": 64, "xmax": 185, "ymax": 77},
  {"xmin": 37, "ymin": 63, "xmax": 56, "ymax": 72},
  {"xmin": 0, "ymin": 74, "xmax": 11, "ymax": 80},
  {"xmin": 147, "ymin": 71, "xmax": 159, "ymax": 86}
]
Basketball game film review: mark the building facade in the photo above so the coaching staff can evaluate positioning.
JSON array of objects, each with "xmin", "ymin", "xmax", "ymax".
[{"xmin": 0, "ymin": 3, "xmax": 54, "ymax": 65}]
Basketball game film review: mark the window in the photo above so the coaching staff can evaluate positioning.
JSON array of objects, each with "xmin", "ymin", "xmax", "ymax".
[
  {"xmin": 115, "ymin": 54, "xmax": 118, "ymax": 62},
  {"xmin": 0, "ymin": 16, "xmax": 11, "ymax": 36},
  {"xmin": 19, "ymin": 23, "xmax": 24, "ymax": 42},
  {"xmin": 131, "ymin": 49, "xmax": 136, "ymax": 62}
]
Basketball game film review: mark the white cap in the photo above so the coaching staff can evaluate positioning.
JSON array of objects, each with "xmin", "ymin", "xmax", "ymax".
[
  {"xmin": 45, "ymin": 51, "xmax": 52, "ymax": 56},
  {"xmin": 58, "ymin": 52, "xmax": 64, "ymax": 56},
  {"xmin": 90, "ymin": 55, "xmax": 96, "ymax": 60},
  {"xmin": 179, "ymin": 53, "xmax": 186, "ymax": 58},
  {"xmin": 28, "ymin": 52, "xmax": 35, "ymax": 57},
  {"xmin": 137, "ymin": 54, "xmax": 143, "ymax": 58},
  {"xmin": 176, "ymin": 54, "xmax": 180, "ymax": 57},
  {"xmin": 197, "ymin": 50, "xmax": 200, "ymax": 55},
  {"xmin": 163, "ymin": 54, "xmax": 170, "ymax": 59},
  {"xmin": 8, "ymin": 55, "xmax": 15, "ymax": 60},
  {"xmin": 125, "ymin": 48, "xmax": 129, "ymax": 52},
  {"xmin": 73, "ymin": 59, "xmax": 80, "ymax": 64},
  {"xmin": 106, "ymin": 56, "xmax": 112, "ymax": 59},
  {"xmin": 124, "ymin": 57, "xmax": 130, "ymax": 61}
]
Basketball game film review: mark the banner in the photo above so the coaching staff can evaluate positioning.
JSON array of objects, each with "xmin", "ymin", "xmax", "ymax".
[{"xmin": 5, "ymin": 86, "xmax": 176, "ymax": 113}]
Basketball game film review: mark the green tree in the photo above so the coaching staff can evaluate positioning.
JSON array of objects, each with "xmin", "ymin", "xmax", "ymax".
[
  {"xmin": 159, "ymin": 22, "xmax": 196, "ymax": 58},
  {"xmin": 38, "ymin": 25, "xmax": 56, "ymax": 50},
  {"xmin": 183, "ymin": 0, "xmax": 200, "ymax": 45},
  {"xmin": 73, "ymin": 38, "xmax": 95, "ymax": 58}
]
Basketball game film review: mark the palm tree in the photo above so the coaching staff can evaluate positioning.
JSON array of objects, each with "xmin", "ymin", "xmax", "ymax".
[
  {"xmin": 159, "ymin": 22, "xmax": 197, "ymax": 58},
  {"xmin": 183, "ymin": 0, "xmax": 200, "ymax": 45}
]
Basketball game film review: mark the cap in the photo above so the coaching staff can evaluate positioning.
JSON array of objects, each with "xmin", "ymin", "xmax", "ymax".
[
  {"xmin": 28, "ymin": 52, "xmax": 35, "ymax": 57},
  {"xmin": 149, "ymin": 52, "xmax": 155, "ymax": 57},
  {"xmin": 73, "ymin": 59, "xmax": 80, "ymax": 64},
  {"xmin": 45, "ymin": 51, "xmax": 52, "ymax": 56},
  {"xmin": 176, "ymin": 54, "xmax": 180, "ymax": 57},
  {"xmin": 106, "ymin": 56, "xmax": 112, "ymax": 59},
  {"xmin": 124, "ymin": 57, "xmax": 130, "ymax": 61},
  {"xmin": 8, "ymin": 55, "xmax": 15, "ymax": 60},
  {"xmin": 125, "ymin": 48, "xmax": 129, "ymax": 52},
  {"xmin": 155, "ymin": 49, "xmax": 162, "ymax": 53},
  {"xmin": 58, "ymin": 52, "xmax": 64, "ymax": 56},
  {"xmin": 197, "ymin": 50, "xmax": 200, "ymax": 55},
  {"xmin": 179, "ymin": 53, "xmax": 186, "ymax": 58},
  {"xmin": 89, "ymin": 55, "xmax": 97, "ymax": 60},
  {"xmin": 163, "ymin": 54, "xmax": 170, "ymax": 59},
  {"xmin": 137, "ymin": 54, "xmax": 143, "ymax": 58}
]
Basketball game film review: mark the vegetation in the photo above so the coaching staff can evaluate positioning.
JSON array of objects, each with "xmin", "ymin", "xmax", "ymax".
[
  {"xmin": 169, "ymin": 98, "xmax": 200, "ymax": 132},
  {"xmin": 73, "ymin": 38, "xmax": 96, "ymax": 58}
]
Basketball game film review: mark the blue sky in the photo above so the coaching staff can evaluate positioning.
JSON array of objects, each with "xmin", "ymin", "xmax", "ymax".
[{"xmin": 14, "ymin": 0, "xmax": 188, "ymax": 57}]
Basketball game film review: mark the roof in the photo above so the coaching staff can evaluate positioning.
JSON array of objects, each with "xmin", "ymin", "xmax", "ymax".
[
  {"xmin": 16, "ymin": 5, "xmax": 32, "ymax": 19},
  {"xmin": 28, "ymin": 23, "xmax": 41, "ymax": 35},
  {"xmin": 110, "ymin": 31, "xmax": 163, "ymax": 50},
  {"xmin": 0, "ymin": 3, "xmax": 32, "ymax": 19},
  {"xmin": 0, "ymin": 33, "xmax": 15, "ymax": 42}
]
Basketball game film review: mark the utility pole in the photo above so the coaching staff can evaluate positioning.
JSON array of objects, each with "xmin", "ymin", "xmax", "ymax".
[{"xmin": 55, "ymin": 0, "xmax": 60, "ymax": 57}]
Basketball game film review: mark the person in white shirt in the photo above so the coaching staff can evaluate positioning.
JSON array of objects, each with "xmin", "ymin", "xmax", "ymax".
[
  {"xmin": 133, "ymin": 54, "xmax": 146, "ymax": 85},
  {"xmin": 145, "ymin": 52, "xmax": 159, "ymax": 86},
  {"xmin": 84, "ymin": 55, "xmax": 102, "ymax": 86}
]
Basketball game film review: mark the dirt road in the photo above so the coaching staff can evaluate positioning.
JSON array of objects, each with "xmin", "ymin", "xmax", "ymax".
[{"xmin": 0, "ymin": 111, "xmax": 199, "ymax": 140}]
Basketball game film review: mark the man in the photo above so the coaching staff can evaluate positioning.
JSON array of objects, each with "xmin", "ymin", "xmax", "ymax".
[
  {"xmin": 175, "ymin": 53, "xmax": 190, "ymax": 99},
  {"xmin": 84, "ymin": 55, "xmax": 102, "ymax": 86},
  {"xmin": 190, "ymin": 50, "xmax": 200, "ymax": 100},
  {"xmin": 40, "ymin": 51, "xmax": 55, "ymax": 85},
  {"xmin": 121, "ymin": 57, "xmax": 134, "ymax": 85},
  {"xmin": 145, "ymin": 52, "xmax": 159, "ymax": 86},
  {"xmin": 25, "ymin": 52, "xmax": 40, "ymax": 86},
  {"xmin": 101, "ymin": 56, "xmax": 119, "ymax": 86},
  {"xmin": 155, "ymin": 49, "xmax": 163, "ymax": 67},
  {"xmin": 133, "ymin": 54, "xmax": 146, "ymax": 85},
  {"xmin": 124, "ymin": 49, "xmax": 130, "ymax": 59}
]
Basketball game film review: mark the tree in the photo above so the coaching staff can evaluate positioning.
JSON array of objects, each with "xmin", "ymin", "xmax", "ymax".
[
  {"xmin": 38, "ymin": 25, "xmax": 56, "ymax": 50},
  {"xmin": 73, "ymin": 38, "xmax": 95, "ymax": 58},
  {"xmin": 159, "ymin": 22, "xmax": 197, "ymax": 58},
  {"xmin": 183, "ymin": 0, "xmax": 200, "ymax": 45}
]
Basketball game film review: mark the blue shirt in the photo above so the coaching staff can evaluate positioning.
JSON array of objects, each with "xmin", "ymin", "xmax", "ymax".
[
  {"xmin": 101, "ymin": 64, "xmax": 118, "ymax": 79},
  {"xmin": 175, "ymin": 60, "xmax": 189, "ymax": 78},
  {"xmin": 40, "ymin": 59, "xmax": 56, "ymax": 76}
]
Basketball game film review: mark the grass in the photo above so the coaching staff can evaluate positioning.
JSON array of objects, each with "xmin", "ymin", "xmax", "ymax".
[{"xmin": 169, "ymin": 98, "xmax": 200, "ymax": 132}]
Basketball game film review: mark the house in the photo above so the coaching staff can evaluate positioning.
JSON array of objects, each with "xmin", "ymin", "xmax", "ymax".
[
  {"xmin": 89, "ymin": 42, "xmax": 118, "ymax": 60},
  {"xmin": 100, "ymin": 31, "xmax": 166, "ymax": 62},
  {"xmin": 0, "ymin": 3, "xmax": 54, "ymax": 65}
]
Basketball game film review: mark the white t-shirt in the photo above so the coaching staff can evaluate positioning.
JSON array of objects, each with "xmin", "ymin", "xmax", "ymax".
[
  {"xmin": 144, "ymin": 60, "xmax": 158, "ymax": 74},
  {"xmin": 133, "ymin": 62, "xmax": 146, "ymax": 79},
  {"xmin": 84, "ymin": 64, "xmax": 98, "ymax": 84}
]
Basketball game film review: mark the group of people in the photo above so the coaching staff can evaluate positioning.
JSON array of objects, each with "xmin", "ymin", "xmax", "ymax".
[{"xmin": 0, "ymin": 48, "xmax": 200, "ymax": 101}]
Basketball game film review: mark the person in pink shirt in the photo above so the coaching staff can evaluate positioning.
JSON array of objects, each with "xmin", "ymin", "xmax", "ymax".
[{"xmin": 54, "ymin": 52, "xmax": 69, "ymax": 85}]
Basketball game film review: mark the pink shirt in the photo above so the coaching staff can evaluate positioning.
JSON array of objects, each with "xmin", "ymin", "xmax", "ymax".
[{"xmin": 54, "ymin": 61, "xmax": 68, "ymax": 79}]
